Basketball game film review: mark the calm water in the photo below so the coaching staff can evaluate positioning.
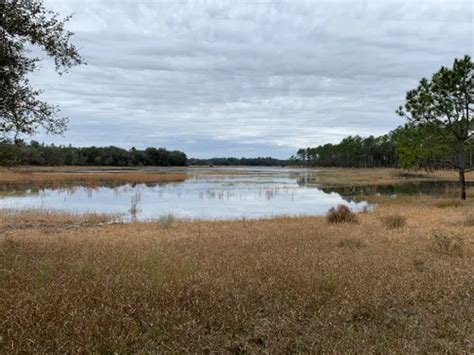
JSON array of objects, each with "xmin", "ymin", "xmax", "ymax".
[
  {"xmin": 0, "ymin": 168, "xmax": 369, "ymax": 221},
  {"xmin": 2, "ymin": 167, "xmax": 467, "ymax": 221}
]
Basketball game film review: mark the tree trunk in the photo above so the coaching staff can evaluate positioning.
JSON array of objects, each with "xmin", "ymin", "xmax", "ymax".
[
  {"xmin": 457, "ymin": 140, "xmax": 467, "ymax": 200},
  {"xmin": 459, "ymin": 168, "xmax": 466, "ymax": 200}
]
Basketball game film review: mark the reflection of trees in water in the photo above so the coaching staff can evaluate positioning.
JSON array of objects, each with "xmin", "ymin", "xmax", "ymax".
[
  {"xmin": 197, "ymin": 187, "xmax": 286, "ymax": 201},
  {"xmin": 306, "ymin": 180, "xmax": 474, "ymax": 197},
  {"xmin": 0, "ymin": 180, "xmax": 179, "ymax": 198}
]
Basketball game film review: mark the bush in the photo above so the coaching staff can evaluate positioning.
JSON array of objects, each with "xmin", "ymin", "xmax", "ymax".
[
  {"xmin": 326, "ymin": 205, "xmax": 358, "ymax": 224},
  {"xmin": 431, "ymin": 233, "xmax": 464, "ymax": 257},
  {"xmin": 382, "ymin": 215, "xmax": 406, "ymax": 229}
]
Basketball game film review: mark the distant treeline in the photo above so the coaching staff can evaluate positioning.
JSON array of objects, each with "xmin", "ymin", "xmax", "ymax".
[
  {"xmin": 0, "ymin": 141, "xmax": 187, "ymax": 166},
  {"xmin": 188, "ymin": 157, "xmax": 291, "ymax": 166},
  {"xmin": 294, "ymin": 126, "xmax": 474, "ymax": 168},
  {"xmin": 294, "ymin": 133, "xmax": 398, "ymax": 168}
]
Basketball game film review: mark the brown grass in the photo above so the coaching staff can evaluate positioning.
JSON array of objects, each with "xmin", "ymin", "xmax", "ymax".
[
  {"xmin": 309, "ymin": 167, "xmax": 474, "ymax": 186},
  {"xmin": 0, "ymin": 196, "xmax": 473, "ymax": 353},
  {"xmin": 382, "ymin": 214, "xmax": 407, "ymax": 229},
  {"xmin": 0, "ymin": 168, "xmax": 187, "ymax": 187}
]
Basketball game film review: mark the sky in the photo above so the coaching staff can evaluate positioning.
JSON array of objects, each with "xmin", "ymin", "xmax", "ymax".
[{"xmin": 31, "ymin": 0, "xmax": 473, "ymax": 158}]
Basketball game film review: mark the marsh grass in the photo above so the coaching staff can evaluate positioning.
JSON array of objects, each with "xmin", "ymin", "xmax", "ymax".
[
  {"xmin": 434, "ymin": 199, "xmax": 464, "ymax": 208},
  {"xmin": 336, "ymin": 238, "xmax": 366, "ymax": 249},
  {"xmin": 382, "ymin": 215, "xmax": 406, "ymax": 229},
  {"xmin": 0, "ymin": 175, "xmax": 473, "ymax": 353},
  {"xmin": 431, "ymin": 233, "xmax": 465, "ymax": 257},
  {"xmin": 0, "ymin": 168, "xmax": 187, "ymax": 188},
  {"xmin": 462, "ymin": 214, "xmax": 474, "ymax": 226}
]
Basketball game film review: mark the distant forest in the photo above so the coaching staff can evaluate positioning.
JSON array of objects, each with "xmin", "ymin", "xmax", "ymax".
[
  {"xmin": 0, "ymin": 141, "xmax": 188, "ymax": 166},
  {"xmin": 294, "ymin": 133, "xmax": 398, "ymax": 168},
  {"xmin": 293, "ymin": 126, "xmax": 474, "ymax": 169},
  {"xmin": 1, "ymin": 125, "xmax": 473, "ymax": 168},
  {"xmin": 189, "ymin": 157, "xmax": 291, "ymax": 166}
]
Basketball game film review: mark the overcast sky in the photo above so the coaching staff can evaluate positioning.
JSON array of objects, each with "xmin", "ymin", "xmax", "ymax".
[{"xmin": 32, "ymin": 0, "xmax": 473, "ymax": 158}]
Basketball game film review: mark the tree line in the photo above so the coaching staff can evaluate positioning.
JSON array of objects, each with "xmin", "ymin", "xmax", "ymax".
[
  {"xmin": 0, "ymin": 141, "xmax": 187, "ymax": 166},
  {"xmin": 294, "ymin": 132, "xmax": 399, "ymax": 168},
  {"xmin": 189, "ymin": 157, "xmax": 291, "ymax": 166},
  {"xmin": 294, "ymin": 125, "xmax": 474, "ymax": 169}
]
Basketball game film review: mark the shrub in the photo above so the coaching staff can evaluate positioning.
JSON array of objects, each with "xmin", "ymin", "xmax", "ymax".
[
  {"xmin": 431, "ymin": 233, "xmax": 464, "ymax": 257},
  {"xmin": 382, "ymin": 215, "xmax": 406, "ymax": 229},
  {"xmin": 326, "ymin": 205, "xmax": 358, "ymax": 224},
  {"xmin": 158, "ymin": 214, "xmax": 176, "ymax": 229}
]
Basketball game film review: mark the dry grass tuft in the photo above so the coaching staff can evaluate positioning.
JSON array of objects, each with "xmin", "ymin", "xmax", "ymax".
[
  {"xmin": 434, "ymin": 199, "xmax": 464, "ymax": 208},
  {"xmin": 336, "ymin": 238, "xmax": 366, "ymax": 249},
  {"xmin": 326, "ymin": 204, "xmax": 358, "ymax": 223},
  {"xmin": 462, "ymin": 214, "xmax": 474, "ymax": 226},
  {"xmin": 431, "ymin": 233, "xmax": 465, "ymax": 257},
  {"xmin": 382, "ymin": 215, "xmax": 407, "ymax": 229}
]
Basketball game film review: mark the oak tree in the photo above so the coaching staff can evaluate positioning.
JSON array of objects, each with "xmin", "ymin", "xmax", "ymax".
[{"xmin": 0, "ymin": 0, "xmax": 83, "ymax": 144}]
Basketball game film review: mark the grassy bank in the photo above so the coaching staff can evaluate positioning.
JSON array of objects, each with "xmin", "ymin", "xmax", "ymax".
[
  {"xmin": 0, "ymin": 195, "xmax": 472, "ymax": 353},
  {"xmin": 0, "ymin": 167, "xmax": 187, "ymax": 187},
  {"xmin": 306, "ymin": 167, "xmax": 474, "ymax": 186}
]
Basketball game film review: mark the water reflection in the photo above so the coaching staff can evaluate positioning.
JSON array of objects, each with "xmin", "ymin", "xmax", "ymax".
[
  {"xmin": 317, "ymin": 180, "xmax": 474, "ymax": 196},
  {"xmin": 0, "ymin": 175, "xmax": 368, "ymax": 221}
]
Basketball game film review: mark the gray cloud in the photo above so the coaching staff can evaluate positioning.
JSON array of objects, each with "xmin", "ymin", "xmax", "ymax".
[{"xmin": 30, "ymin": 0, "xmax": 473, "ymax": 158}]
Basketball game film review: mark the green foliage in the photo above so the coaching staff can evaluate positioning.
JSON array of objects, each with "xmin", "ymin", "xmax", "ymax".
[
  {"xmin": 397, "ymin": 55, "xmax": 473, "ymax": 171},
  {"xmin": 295, "ymin": 133, "xmax": 398, "ymax": 168},
  {"xmin": 0, "ymin": 139, "xmax": 19, "ymax": 166},
  {"xmin": 189, "ymin": 157, "xmax": 291, "ymax": 166},
  {"xmin": 0, "ymin": 0, "xmax": 83, "ymax": 141},
  {"xmin": 393, "ymin": 124, "xmax": 457, "ymax": 169},
  {"xmin": 0, "ymin": 141, "xmax": 188, "ymax": 167}
]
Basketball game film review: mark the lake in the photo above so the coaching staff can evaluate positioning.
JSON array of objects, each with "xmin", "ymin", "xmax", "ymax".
[
  {"xmin": 0, "ymin": 167, "xmax": 371, "ymax": 221},
  {"xmin": 1, "ymin": 167, "xmax": 468, "ymax": 221}
]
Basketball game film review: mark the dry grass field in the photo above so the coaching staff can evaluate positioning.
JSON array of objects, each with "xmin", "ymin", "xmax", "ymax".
[{"xmin": 0, "ymin": 191, "xmax": 473, "ymax": 353}]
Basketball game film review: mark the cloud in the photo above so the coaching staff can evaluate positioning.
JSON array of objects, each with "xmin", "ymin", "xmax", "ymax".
[{"xmin": 29, "ymin": 0, "xmax": 473, "ymax": 158}]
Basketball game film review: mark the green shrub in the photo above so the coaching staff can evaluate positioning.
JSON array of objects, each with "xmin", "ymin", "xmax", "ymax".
[{"xmin": 326, "ymin": 205, "xmax": 358, "ymax": 224}]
